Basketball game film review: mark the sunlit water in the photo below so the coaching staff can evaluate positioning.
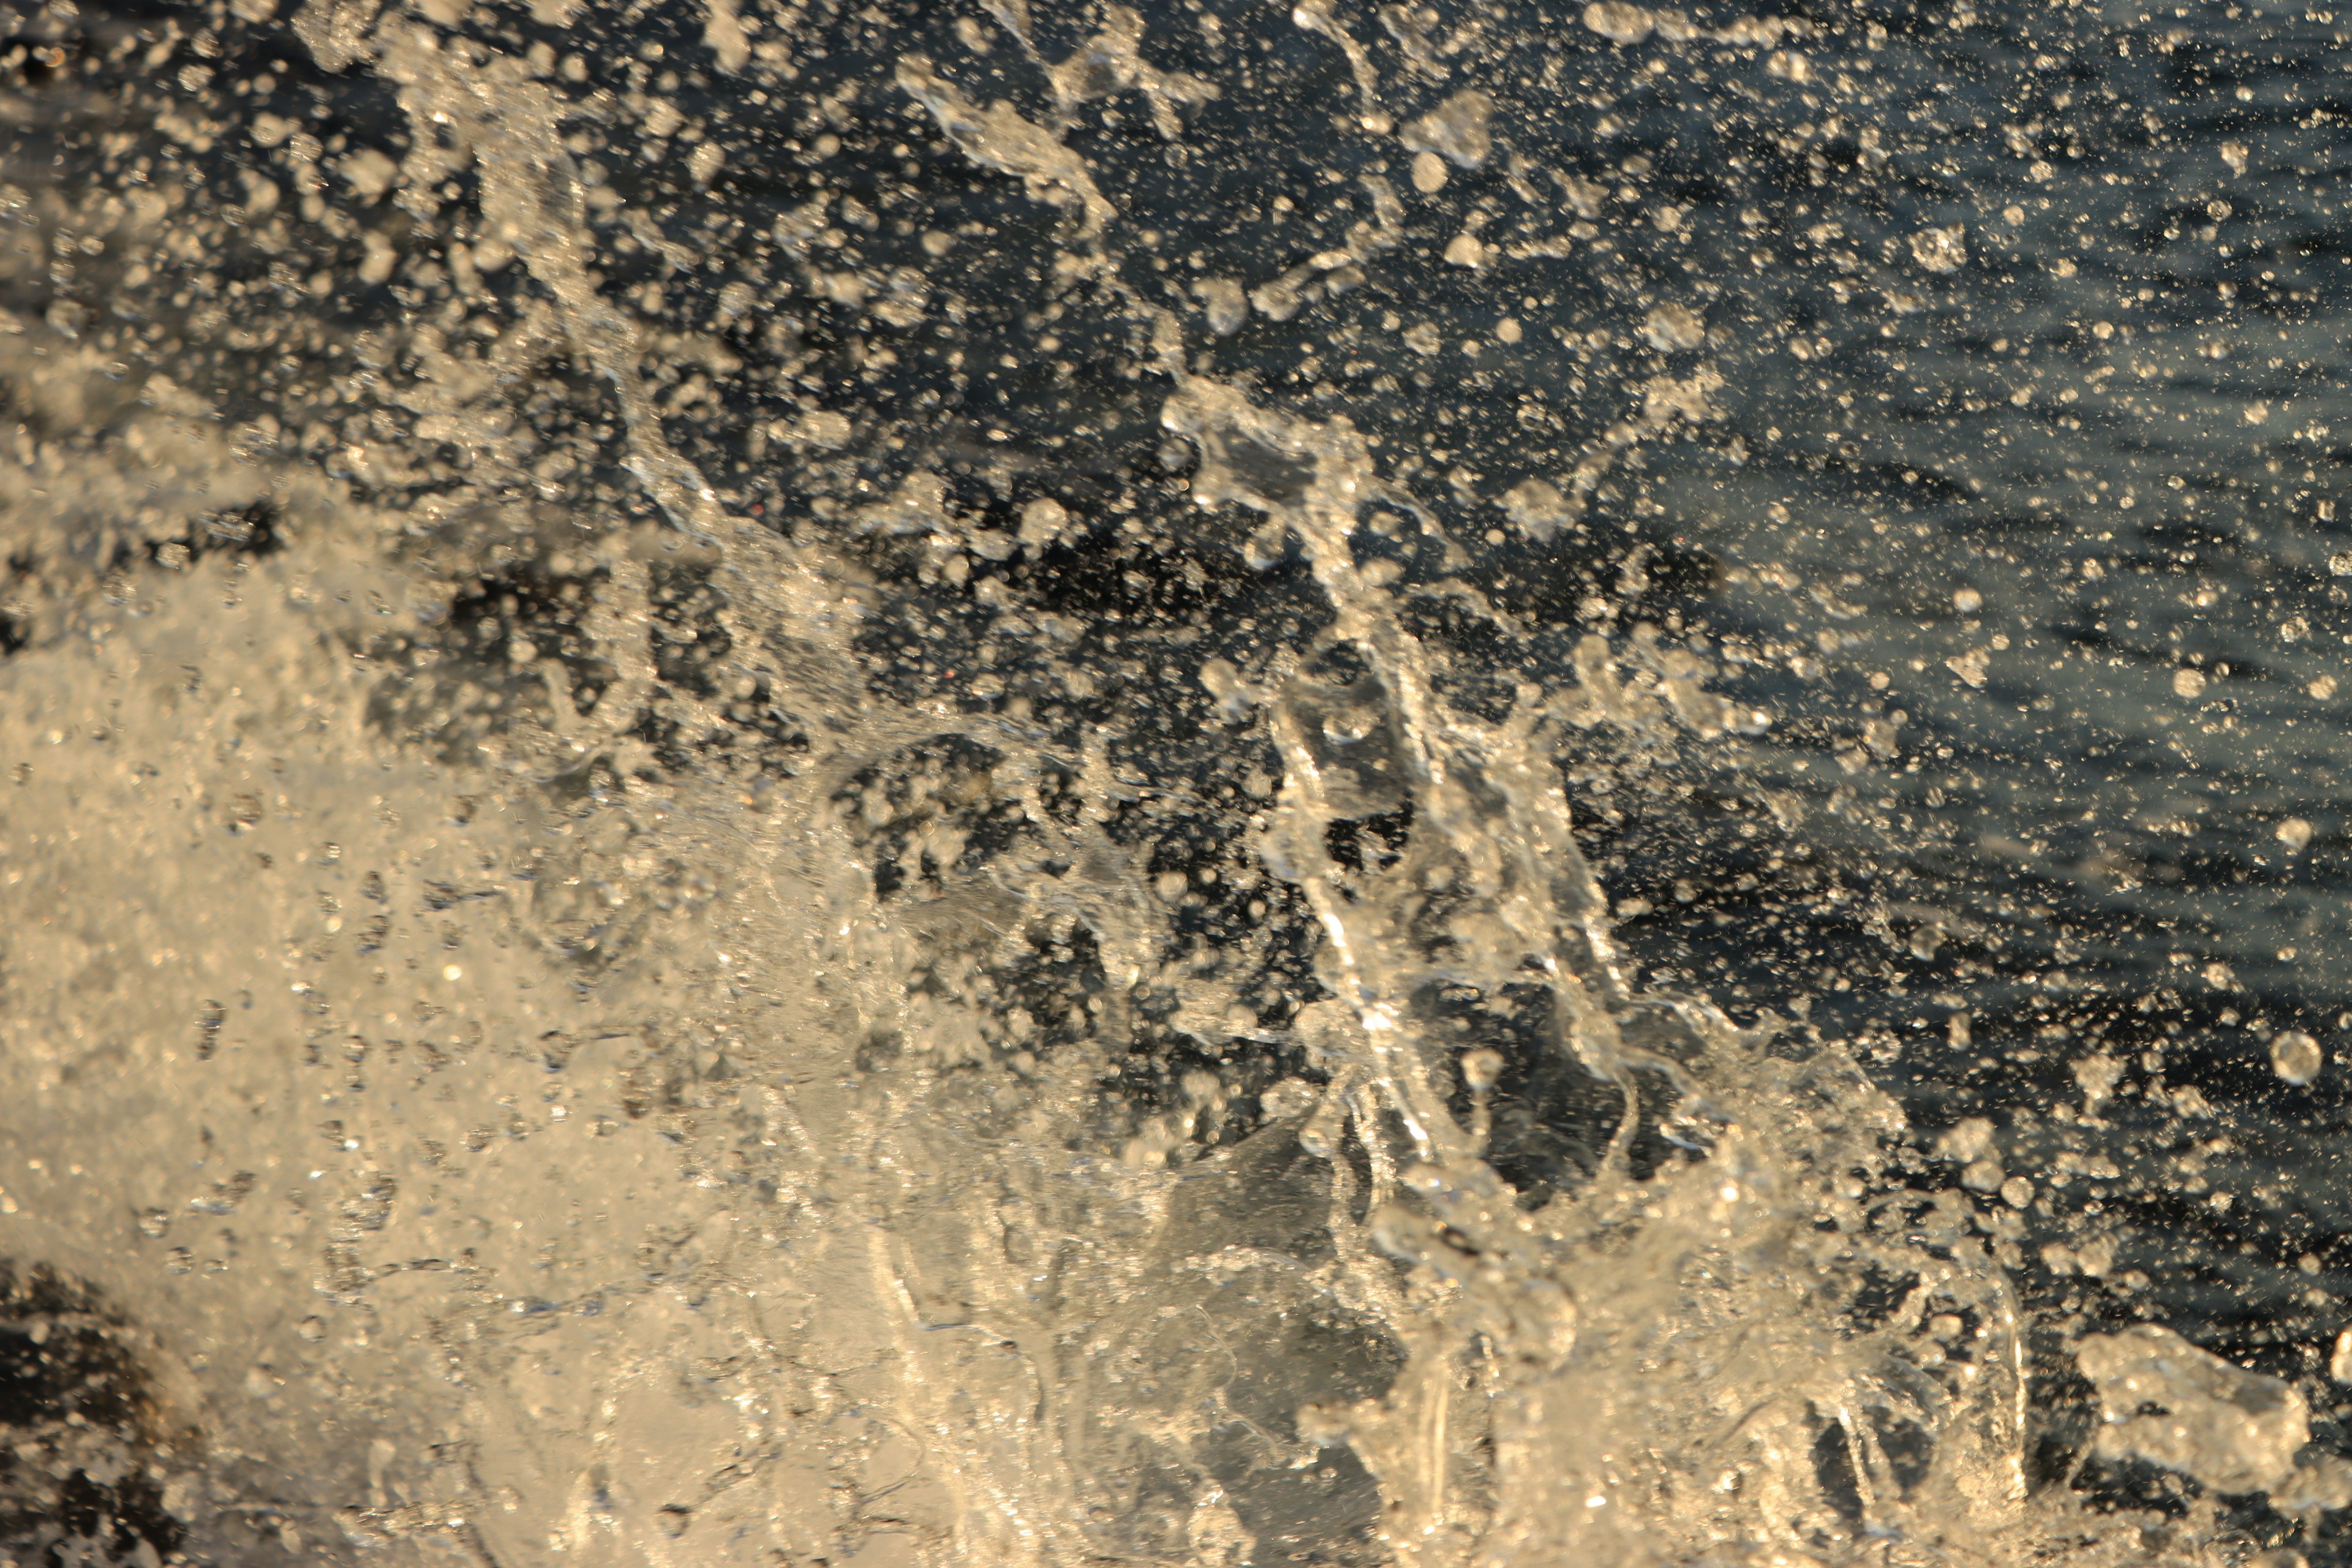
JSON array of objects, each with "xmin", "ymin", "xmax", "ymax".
[{"xmin": 6, "ymin": 0, "xmax": 2352, "ymax": 1563}]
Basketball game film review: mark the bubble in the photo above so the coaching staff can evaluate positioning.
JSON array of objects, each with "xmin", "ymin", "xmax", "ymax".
[
  {"xmin": 1500, "ymin": 478, "xmax": 1575, "ymax": 540},
  {"xmin": 1910, "ymin": 225, "xmax": 1968, "ymax": 273},
  {"xmin": 2271, "ymin": 1030, "xmax": 2323, "ymax": 1086}
]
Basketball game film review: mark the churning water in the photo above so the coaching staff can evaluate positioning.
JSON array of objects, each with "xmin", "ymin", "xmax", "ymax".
[{"xmin": 6, "ymin": 0, "xmax": 2352, "ymax": 1562}]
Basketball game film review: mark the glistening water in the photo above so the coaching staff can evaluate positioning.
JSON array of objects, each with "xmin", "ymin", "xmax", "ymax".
[{"xmin": 4, "ymin": 0, "xmax": 2352, "ymax": 1562}]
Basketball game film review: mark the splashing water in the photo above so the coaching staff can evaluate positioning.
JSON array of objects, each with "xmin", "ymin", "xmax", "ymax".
[{"xmin": 4, "ymin": 1, "xmax": 2349, "ymax": 1566}]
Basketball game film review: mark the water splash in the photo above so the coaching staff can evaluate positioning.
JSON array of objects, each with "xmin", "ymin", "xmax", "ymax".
[{"xmin": 0, "ymin": 1, "xmax": 2336, "ymax": 1566}]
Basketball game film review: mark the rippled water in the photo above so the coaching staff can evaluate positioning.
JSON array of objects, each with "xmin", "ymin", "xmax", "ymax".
[{"xmin": 7, "ymin": 0, "xmax": 2352, "ymax": 1563}]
